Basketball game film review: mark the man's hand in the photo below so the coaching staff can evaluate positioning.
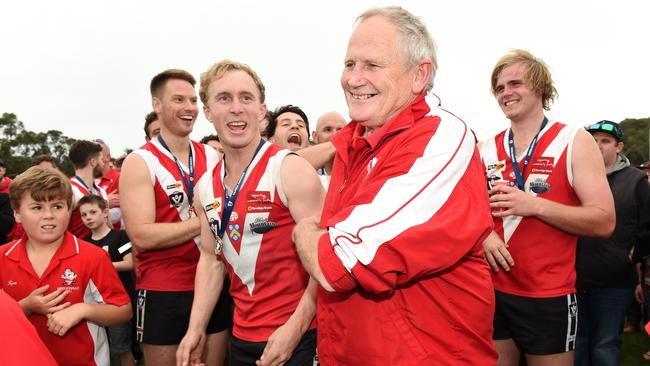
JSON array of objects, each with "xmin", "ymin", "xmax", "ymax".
[
  {"xmin": 292, "ymin": 217, "xmax": 321, "ymax": 244},
  {"xmin": 256, "ymin": 321, "xmax": 303, "ymax": 366},
  {"xmin": 482, "ymin": 232, "xmax": 514, "ymax": 272},
  {"xmin": 176, "ymin": 330, "xmax": 207, "ymax": 366},
  {"xmin": 107, "ymin": 192, "xmax": 120, "ymax": 208},
  {"xmin": 19, "ymin": 285, "xmax": 70, "ymax": 316},
  {"xmin": 489, "ymin": 184, "xmax": 540, "ymax": 217},
  {"xmin": 635, "ymin": 284, "xmax": 645, "ymax": 304},
  {"xmin": 47, "ymin": 303, "xmax": 86, "ymax": 337}
]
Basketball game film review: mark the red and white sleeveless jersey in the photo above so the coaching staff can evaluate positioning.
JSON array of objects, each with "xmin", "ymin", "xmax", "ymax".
[
  {"xmin": 196, "ymin": 142, "xmax": 313, "ymax": 342},
  {"xmin": 132, "ymin": 139, "xmax": 219, "ymax": 291},
  {"xmin": 479, "ymin": 121, "xmax": 580, "ymax": 297},
  {"xmin": 69, "ymin": 177, "xmax": 108, "ymax": 239}
]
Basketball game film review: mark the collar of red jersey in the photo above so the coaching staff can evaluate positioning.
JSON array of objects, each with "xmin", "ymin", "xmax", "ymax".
[
  {"xmin": 6, "ymin": 232, "xmax": 79, "ymax": 262},
  {"xmin": 350, "ymin": 92, "xmax": 430, "ymax": 151}
]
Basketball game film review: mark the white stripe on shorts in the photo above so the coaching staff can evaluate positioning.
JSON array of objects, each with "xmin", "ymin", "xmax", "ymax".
[{"xmin": 565, "ymin": 293, "xmax": 578, "ymax": 351}]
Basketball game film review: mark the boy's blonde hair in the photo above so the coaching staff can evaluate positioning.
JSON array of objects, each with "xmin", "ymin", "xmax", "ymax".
[
  {"xmin": 199, "ymin": 60, "xmax": 266, "ymax": 105},
  {"xmin": 9, "ymin": 166, "xmax": 73, "ymax": 211}
]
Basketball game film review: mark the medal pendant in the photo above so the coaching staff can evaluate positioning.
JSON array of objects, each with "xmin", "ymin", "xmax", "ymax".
[{"xmin": 214, "ymin": 237, "xmax": 223, "ymax": 256}]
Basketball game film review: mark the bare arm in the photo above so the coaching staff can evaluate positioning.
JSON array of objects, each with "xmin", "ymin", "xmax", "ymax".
[
  {"xmin": 47, "ymin": 302, "xmax": 131, "ymax": 337},
  {"xmin": 120, "ymin": 153, "xmax": 201, "ymax": 252},
  {"xmin": 491, "ymin": 129, "xmax": 615, "ymax": 238},
  {"xmin": 295, "ymin": 141, "xmax": 335, "ymax": 170},
  {"xmin": 113, "ymin": 252, "xmax": 133, "ymax": 272},
  {"xmin": 177, "ymin": 189, "xmax": 227, "ymax": 366},
  {"xmin": 281, "ymin": 153, "xmax": 326, "ymax": 320}
]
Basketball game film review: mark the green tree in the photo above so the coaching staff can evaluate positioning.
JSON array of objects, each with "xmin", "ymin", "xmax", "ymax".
[
  {"xmin": 0, "ymin": 112, "xmax": 75, "ymax": 176},
  {"xmin": 620, "ymin": 117, "xmax": 650, "ymax": 166}
]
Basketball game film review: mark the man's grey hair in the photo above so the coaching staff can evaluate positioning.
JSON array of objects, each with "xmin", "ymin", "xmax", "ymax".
[{"xmin": 356, "ymin": 6, "xmax": 437, "ymax": 92}]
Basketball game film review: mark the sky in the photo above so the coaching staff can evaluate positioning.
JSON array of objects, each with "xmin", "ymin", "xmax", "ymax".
[{"xmin": 1, "ymin": 0, "xmax": 648, "ymax": 157}]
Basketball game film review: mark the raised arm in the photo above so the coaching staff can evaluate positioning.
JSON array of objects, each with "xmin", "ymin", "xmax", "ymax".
[
  {"xmin": 120, "ymin": 153, "xmax": 200, "ymax": 252},
  {"xmin": 491, "ymin": 129, "xmax": 615, "ymax": 237},
  {"xmin": 295, "ymin": 142, "xmax": 335, "ymax": 171}
]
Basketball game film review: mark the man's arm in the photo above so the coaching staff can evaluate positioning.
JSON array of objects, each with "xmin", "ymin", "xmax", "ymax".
[
  {"xmin": 120, "ymin": 153, "xmax": 201, "ymax": 252},
  {"xmin": 296, "ymin": 121, "xmax": 492, "ymax": 295},
  {"xmin": 491, "ymin": 129, "xmax": 615, "ymax": 238},
  {"xmin": 177, "ymin": 188, "xmax": 227, "ymax": 366},
  {"xmin": 113, "ymin": 252, "xmax": 133, "ymax": 272},
  {"xmin": 295, "ymin": 141, "xmax": 335, "ymax": 170},
  {"xmin": 256, "ymin": 154, "xmax": 325, "ymax": 366}
]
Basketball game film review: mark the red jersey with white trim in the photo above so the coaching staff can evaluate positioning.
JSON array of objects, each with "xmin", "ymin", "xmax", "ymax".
[
  {"xmin": 196, "ymin": 142, "xmax": 313, "ymax": 342},
  {"xmin": 0, "ymin": 232, "xmax": 130, "ymax": 366},
  {"xmin": 479, "ymin": 121, "xmax": 580, "ymax": 297},
  {"xmin": 69, "ymin": 176, "xmax": 108, "ymax": 239},
  {"xmin": 316, "ymin": 94, "xmax": 497, "ymax": 365},
  {"xmin": 132, "ymin": 139, "xmax": 219, "ymax": 291}
]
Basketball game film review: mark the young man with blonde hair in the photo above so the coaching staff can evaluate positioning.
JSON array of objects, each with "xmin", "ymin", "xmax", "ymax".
[
  {"xmin": 177, "ymin": 60, "xmax": 325, "ymax": 366},
  {"xmin": 479, "ymin": 49, "xmax": 615, "ymax": 366}
]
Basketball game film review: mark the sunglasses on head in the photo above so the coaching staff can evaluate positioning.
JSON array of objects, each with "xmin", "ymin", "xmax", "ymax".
[{"xmin": 588, "ymin": 122, "xmax": 623, "ymax": 139}]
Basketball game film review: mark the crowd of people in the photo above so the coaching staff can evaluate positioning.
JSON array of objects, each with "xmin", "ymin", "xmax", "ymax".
[{"xmin": 0, "ymin": 5, "xmax": 649, "ymax": 366}]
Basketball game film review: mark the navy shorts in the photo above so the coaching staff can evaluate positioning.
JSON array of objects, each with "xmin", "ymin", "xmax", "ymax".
[
  {"xmin": 136, "ymin": 288, "xmax": 233, "ymax": 345},
  {"xmin": 493, "ymin": 290, "xmax": 578, "ymax": 355}
]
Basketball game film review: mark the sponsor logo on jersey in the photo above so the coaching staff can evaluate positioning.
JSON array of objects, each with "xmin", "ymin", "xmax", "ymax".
[
  {"xmin": 250, "ymin": 217, "xmax": 277, "ymax": 234},
  {"xmin": 529, "ymin": 156, "xmax": 555, "ymax": 175},
  {"xmin": 205, "ymin": 198, "xmax": 222, "ymax": 212},
  {"xmin": 169, "ymin": 191, "xmax": 184, "ymax": 208},
  {"xmin": 166, "ymin": 181, "xmax": 183, "ymax": 190},
  {"xmin": 247, "ymin": 191, "xmax": 271, "ymax": 203},
  {"xmin": 228, "ymin": 224, "xmax": 241, "ymax": 241},
  {"xmin": 529, "ymin": 178, "xmax": 551, "ymax": 194},
  {"xmin": 487, "ymin": 160, "xmax": 506, "ymax": 171}
]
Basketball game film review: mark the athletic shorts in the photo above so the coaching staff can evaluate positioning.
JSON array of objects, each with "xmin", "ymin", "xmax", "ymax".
[
  {"xmin": 493, "ymin": 290, "xmax": 578, "ymax": 355},
  {"xmin": 107, "ymin": 322, "xmax": 132, "ymax": 354},
  {"xmin": 136, "ymin": 288, "xmax": 233, "ymax": 345},
  {"xmin": 230, "ymin": 328, "xmax": 317, "ymax": 366}
]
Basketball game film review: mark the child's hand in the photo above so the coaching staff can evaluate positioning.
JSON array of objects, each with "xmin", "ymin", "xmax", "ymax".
[
  {"xmin": 19, "ymin": 285, "xmax": 71, "ymax": 316},
  {"xmin": 47, "ymin": 303, "xmax": 86, "ymax": 337}
]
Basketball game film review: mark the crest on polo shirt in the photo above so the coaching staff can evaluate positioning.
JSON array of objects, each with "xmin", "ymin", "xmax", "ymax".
[{"xmin": 61, "ymin": 268, "xmax": 78, "ymax": 286}]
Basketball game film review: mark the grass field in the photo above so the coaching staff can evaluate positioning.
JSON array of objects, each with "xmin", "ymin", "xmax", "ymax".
[{"xmin": 623, "ymin": 331, "xmax": 650, "ymax": 366}]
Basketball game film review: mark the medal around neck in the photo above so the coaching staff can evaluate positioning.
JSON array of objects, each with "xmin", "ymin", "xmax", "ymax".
[{"xmin": 215, "ymin": 236, "xmax": 224, "ymax": 256}]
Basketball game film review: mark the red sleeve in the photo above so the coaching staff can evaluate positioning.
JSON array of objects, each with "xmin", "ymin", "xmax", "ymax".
[{"xmin": 319, "ymin": 119, "xmax": 493, "ymax": 294}]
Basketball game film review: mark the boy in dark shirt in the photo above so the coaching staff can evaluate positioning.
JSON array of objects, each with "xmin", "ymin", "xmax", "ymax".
[{"xmin": 80, "ymin": 194, "xmax": 136, "ymax": 366}]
